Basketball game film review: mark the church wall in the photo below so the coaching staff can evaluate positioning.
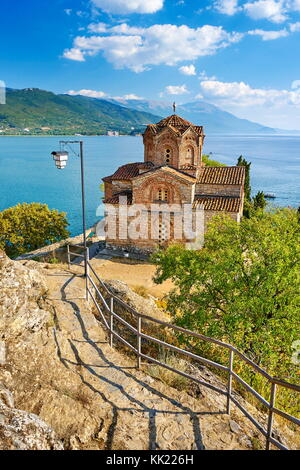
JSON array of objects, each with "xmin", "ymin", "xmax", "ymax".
[
  {"xmin": 178, "ymin": 132, "xmax": 201, "ymax": 168},
  {"xmin": 143, "ymin": 124, "xmax": 205, "ymax": 171},
  {"xmin": 105, "ymin": 204, "xmax": 240, "ymax": 254},
  {"xmin": 132, "ymin": 172, "xmax": 195, "ymax": 205},
  {"xmin": 204, "ymin": 210, "xmax": 239, "ymax": 231},
  {"xmin": 104, "ymin": 182, "xmax": 113, "ymax": 200},
  {"xmin": 111, "ymin": 180, "xmax": 132, "ymax": 194},
  {"xmin": 154, "ymin": 134, "xmax": 180, "ymax": 167},
  {"xmin": 105, "ymin": 208, "xmax": 199, "ymax": 253}
]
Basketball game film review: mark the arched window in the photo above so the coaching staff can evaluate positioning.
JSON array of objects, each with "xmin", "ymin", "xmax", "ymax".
[
  {"xmin": 185, "ymin": 146, "xmax": 194, "ymax": 165},
  {"xmin": 157, "ymin": 188, "xmax": 169, "ymax": 202},
  {"xmin": 159, "ymin": 222, "xmax": 168, "ymax": 244},
  {"xmin": 165, "ymin": 148, "xmax": 171, "ymax": 164}
]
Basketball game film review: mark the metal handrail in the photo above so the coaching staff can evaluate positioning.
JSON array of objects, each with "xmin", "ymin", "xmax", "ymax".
[{"xmin": 68, "ymin": 245, "xmax": 300, "ymax": 450}]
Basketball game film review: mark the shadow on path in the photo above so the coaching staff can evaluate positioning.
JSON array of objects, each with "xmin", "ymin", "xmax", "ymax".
[{"xmin": 53, "ymin": 274, "xmax": 225, "ymax": 450}]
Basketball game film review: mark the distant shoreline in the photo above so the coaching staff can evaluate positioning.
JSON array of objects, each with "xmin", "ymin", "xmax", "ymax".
[
  {"xmin": 0, "ymin": 134, "xmax": 138, "ymax": 138},
  {"xmin": 1, "ymin": 133, "xmax": 300, "ymax": 138}
]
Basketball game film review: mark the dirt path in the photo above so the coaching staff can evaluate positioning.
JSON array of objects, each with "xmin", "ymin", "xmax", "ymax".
[{"xmin": 89, "ymin": 257, "xmax": 173, "ymax": 298}]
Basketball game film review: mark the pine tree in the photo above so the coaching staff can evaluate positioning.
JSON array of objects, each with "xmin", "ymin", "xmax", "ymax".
[{"xmin": 237, "ymin": 155, "xmax": 251, "ymax": 201}]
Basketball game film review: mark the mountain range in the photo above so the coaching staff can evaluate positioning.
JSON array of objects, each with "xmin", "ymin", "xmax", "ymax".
[
  {"xmin": 0, "ymin": 88, "xmax": 160, "ymax": 135},
  {"xmin": 0, "ymin": 88, "xmax": 297, "ymax": 135},
  {"xmin": 109, "ymin": 97, "xmax": 299, "ymax": 135}
]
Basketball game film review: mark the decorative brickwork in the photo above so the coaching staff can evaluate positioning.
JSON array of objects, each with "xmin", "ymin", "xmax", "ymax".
[{"xmin": 102, "ymin": 112, "xmax": 245, "ymax": 253}]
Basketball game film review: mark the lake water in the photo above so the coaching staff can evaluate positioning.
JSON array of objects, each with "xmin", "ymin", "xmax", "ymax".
[{"xmin": 0, "ymin": 135, "xmax": 299, "ymax": 236}]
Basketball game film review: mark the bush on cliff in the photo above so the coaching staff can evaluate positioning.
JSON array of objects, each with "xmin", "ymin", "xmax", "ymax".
[{"xmin": 0, "ymin": 202, "xmax": 70, "ymax": 258}]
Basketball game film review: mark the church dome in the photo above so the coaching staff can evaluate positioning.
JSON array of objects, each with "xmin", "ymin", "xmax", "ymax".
[
  {"xmin": 145, "ymin": 113, "xmax": 204, "ymax": 136},
  {"xmin": 156, "ymin": 114, "xmax": 193, "ymax": 128}
]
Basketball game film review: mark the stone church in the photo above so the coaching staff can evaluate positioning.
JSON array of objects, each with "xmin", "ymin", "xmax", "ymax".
[{"xmin": 102, "ymin": 111, "xmax": 245, "ymax": 253}]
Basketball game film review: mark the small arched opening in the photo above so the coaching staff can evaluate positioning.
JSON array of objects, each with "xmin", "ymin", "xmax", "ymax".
[
  {"xmin": 164, "ymin": 148, "xmax": 172, "ymax": 165},
  {"xmin": 185, "ymin": 146, "xmax": 195, "ymax": 165},
  {"xmin": 157, "ymin": 188, "xmax": 169, "ymax": 202}
]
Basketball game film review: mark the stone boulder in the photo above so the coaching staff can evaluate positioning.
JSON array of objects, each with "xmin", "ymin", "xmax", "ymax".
[
  {"xmin": 0, "ymin": 402, "xmax": 63, "ymax": 450},
  {"xmin": 0, "ymin": 251, "xmax": 50, "ymax": 339}
]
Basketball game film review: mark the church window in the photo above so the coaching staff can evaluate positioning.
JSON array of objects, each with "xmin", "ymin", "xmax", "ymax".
[
  {"xmin": 165, "ymin": 148, "xmax": 171, "ymax": 164},
  {"xmin": 185, "ymin": 146, "xmax": 194, "ymax": 165},
  {"xmin": 157, "ymin": 189, "xmax": 169, "ymax": 202},
  {"xmin": 159, "ymin": 222, "xmax": 168, "ymax": 244}
]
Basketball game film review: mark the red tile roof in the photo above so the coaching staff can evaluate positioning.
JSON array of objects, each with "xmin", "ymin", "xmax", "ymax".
[
  {"xmin": 180, "ymin": 164, "xmax": 197, "ymax": 171},
  {"xmin": 105, "ymin": 192, "xmax": 241, "ymax": 212},
  {"xmin": 103, "ymin": 191, "xmax": 132, "ymax": 205},
  {"xmin": 103, "ymin": 162, "xmax": 154, "ymax": 182},
  {"xmin": 146, "ymin": 114, "xmax": 204, "ymax": 136},
  {"xmin": 193, "ymin": 195, "xmax": 242, "ymax": 212},
  {"xmin": 197, "ymin": 166, "xmax": 245, "ymax": 185},
  {"xmin": 133, "ymin": 165, "xmax": 196, "ymax": 182},
  {"xmin": 157, "ymin": 114, "xmax": 192, "ymax": 127}
]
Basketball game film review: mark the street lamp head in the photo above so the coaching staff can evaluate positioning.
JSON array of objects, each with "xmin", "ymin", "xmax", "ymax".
[{"xmin": 51, "ymin": 151, "xmax": 69, "ymax": 170}]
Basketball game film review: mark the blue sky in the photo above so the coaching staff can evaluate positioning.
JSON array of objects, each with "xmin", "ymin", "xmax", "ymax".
[{"xmin": 1, "ymin": 0, "xmax": 300, "ymax": 129}]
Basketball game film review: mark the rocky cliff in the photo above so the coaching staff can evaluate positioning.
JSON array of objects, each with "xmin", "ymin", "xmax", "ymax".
[{"xmin": 0, "ymin": 250, "xmax": 297, "ymax": 450}]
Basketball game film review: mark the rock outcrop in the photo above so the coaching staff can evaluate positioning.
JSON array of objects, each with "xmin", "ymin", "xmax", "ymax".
[
  {"xmin": 0, "ymin": 402, "xmax": 63, "ymax": 450},
  {"xmin": 0, "ymin": 250, "xmax": 49, "ymax": 338},
  {"xmin": 0, "ymin": 251, "xmax": 298, "ymax": 450}
]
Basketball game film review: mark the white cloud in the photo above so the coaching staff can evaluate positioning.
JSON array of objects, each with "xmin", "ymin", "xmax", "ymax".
[
  {"xmin": 179, "ymin": 64, "xmax": 196, "ymax": 75},
  {"xmin": 63, "ymin": 23, "xmax": 243, "ymax": 72},
  {"xmin": 63, "ymin": 48, "xmax": 85, "ymax": 62},
  {"xmin": 243, "ymin": 0, "xmax": 287, "ymax": 23},
  {"xmin": 67, "ymin": 89, "xmax": 107, "ymax": 98},
  {"xmin": 289, "ymin": 21, "xmax": 300, "ymax": 31},
  {"xmin": 248, "ymin": 28, "xmax": 289, "ymax": 39},
  {"xmin": 88, "ymin": 23, "xmax": 108, "ymax": 33},
  {"xmin": 165, "ymin": 85, "xmax": 189, "ymax": 95},
  {"xmin": 290, "ymin": 0, "xmax": 300, "ymax": 11},
  {"xmin": 213, "ymin": 0, "xmax": 300, "ymax": 23},
  {"xmin": 89, "ymin": 23, "xmax": 145, "ymax": 34},
  {"xmin": 199, "ymin": 79, "xmax": 300, "ymax": 129},
  {"xmin": 199, "ymin": 70, "xmax": 218, "ymax": 80},
  {"xmin": 91, "ymin": 0, "xmax": 164, "ymax": 14},
  {"xmin": 64, "ymin": 9, "xmax": 72, "ymax": 15},
  {"xmin": 291, "ymin": 80, "xmax": 300, "ymax": 89},
  {"xmin": 200, "ymin": 79, "xmax": 300, "ymax": 106},
  {"xmin": 114, "ymin": 94, "xmax": 144, "ymax": 100},
  {"xmin": 214, "ymin": 0, "xmax": 240, "ymax": 15}
]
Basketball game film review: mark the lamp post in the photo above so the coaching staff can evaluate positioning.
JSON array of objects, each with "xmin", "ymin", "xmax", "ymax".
[{"xmin": 51, "ymin": 141, "xmax": 88, "ymax": 277}]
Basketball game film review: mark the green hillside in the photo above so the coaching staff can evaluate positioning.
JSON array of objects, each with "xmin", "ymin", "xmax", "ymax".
[{"xmin": 0, "ymin": 88, "xmax": 161, "ymax": 135}]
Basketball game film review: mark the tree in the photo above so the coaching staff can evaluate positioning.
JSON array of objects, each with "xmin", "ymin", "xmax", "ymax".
[
  {"xmin": 237, "ymin": 155, "xmax": 251, "ymax": 201},
  {"xmin": 0, "ymin": 203, "xmax": 70, "ymax": 258},
  {"xmin": 152, "ymin": 209, "xmax": 300, "ymax": 399},
  {"xmin": 252, "ymin": 191, "xmax": 267, "ymax": 211},
  {"xmin": 202, "ymin": 154, "xmax": 226, "ymax": 167}
]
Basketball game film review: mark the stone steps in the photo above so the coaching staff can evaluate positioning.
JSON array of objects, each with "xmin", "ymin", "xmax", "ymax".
[{"xmin": 42, "ymin": 270, "xmax": 259, "ymax": 450}]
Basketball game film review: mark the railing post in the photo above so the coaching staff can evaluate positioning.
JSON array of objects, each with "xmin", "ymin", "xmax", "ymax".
[
  {"xmin": 266, "ymin": 382, "xmax": 276, "ymax": 450},
  {"xmin": 67, "ymin": 245, "xmax": 70, "ymax": 270},
  {"xmin": 226, "ymin": 349, "xmax": 234, "ymax": 415},
  {"xmin": 137, "ymin": 316, "xmax": 142, "ymax": 369},
  {"xmin": 85, "ymin": 248, "xmax": 89, "ymax": 302},
  {"xmin": 110, "ymin": 297, "xmax": 114, "ymax": 348}
]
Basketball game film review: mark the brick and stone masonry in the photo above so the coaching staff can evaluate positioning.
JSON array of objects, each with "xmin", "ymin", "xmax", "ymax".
[{"xmin": 102, "ymin": 113, "xmax": 245, "ymax": 253}]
